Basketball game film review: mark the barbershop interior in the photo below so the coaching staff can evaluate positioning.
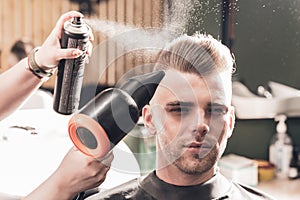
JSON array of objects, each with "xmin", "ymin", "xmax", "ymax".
[{"xmin": 0, "ymin": 0, "xmax": 300, "ymax": 199}]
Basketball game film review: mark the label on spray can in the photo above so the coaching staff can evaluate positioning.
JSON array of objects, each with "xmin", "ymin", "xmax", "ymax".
[{"xmin": 53, "ymin": 16, "xmax": 90, "ymax": 115}]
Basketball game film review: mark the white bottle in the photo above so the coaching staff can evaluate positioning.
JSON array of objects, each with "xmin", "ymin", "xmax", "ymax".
[{"xmin": 269, "ymin": 115, "xmax": 293, "ymax": 179}]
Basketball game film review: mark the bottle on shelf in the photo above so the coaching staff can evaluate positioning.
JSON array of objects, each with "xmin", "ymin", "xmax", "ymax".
[{"xmin": 269, "ymin": 114, "xmax": 293, "ymax": 179}]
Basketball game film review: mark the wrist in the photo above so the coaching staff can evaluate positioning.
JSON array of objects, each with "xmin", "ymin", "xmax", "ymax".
[
  {"xmin": 27, "ymin": 47, "xmax": 55, "ymax": 81},
  {"xmin": 49, "ymin": 172, "xmax": 76, "ymax": 200}
]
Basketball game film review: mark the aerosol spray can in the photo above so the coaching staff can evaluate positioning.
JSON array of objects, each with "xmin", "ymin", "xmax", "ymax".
[{"xmin": 53, "ymin": 16, "xmax": 91, "ymax": 115}]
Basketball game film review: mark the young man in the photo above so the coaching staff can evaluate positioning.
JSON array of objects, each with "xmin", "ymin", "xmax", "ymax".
[
  {"xmin": 0, "ymin": 11, "xmax": 112, "ymax": 200},
  {"xmin": 86, "ymin": 34, "xmax": 275, "ymax": 199}
]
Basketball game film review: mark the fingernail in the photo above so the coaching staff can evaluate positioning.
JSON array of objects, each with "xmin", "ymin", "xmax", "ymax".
[{"xmin": 73, "ymin": 49, "xmax": 83, "ymax": 56}]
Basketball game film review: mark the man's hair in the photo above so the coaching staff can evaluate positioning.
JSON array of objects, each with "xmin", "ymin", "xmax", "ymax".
[{"xmin": 154, "ymin": 33, "xmax": 235, "ymax": 77}]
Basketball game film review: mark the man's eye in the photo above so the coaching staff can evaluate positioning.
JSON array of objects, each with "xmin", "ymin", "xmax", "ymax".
[
  {"xmin": 169, "ymin": 107, "xmax": 190, "ymax": 114},
  {"xmin": 207, "ymin": 107, "xmax": 228, "ymax": 115}
]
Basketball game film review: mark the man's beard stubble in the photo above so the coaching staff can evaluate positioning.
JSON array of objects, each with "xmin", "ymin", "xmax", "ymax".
[{"xmin": 172, "ymin": 144, "xmax": 219, "ymax": 175}]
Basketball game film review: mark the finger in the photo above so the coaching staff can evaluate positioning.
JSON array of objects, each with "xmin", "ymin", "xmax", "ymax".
[
  {"xmin": 55, "ymin": 11, "xmax": 84, "ymax": 39},
  {"xmin": 56, "ymin": 48, "xmax": 83, "ymax": 60},
  {"xmin": 86, "ymin": 41, "xmax": 93, "ymax": 57},
  {"xmin": 98, "ymin": 152, "xmax": 114, "ymax": 166},
  {"xmin": 89, "ymin": 31, "xmax": 94, "ymax": 41}
]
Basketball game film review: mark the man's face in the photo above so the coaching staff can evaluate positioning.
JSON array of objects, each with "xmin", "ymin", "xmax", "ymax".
[{"xmin": 143, "ymin": 69, "xmax": 235, "ymax": 175}]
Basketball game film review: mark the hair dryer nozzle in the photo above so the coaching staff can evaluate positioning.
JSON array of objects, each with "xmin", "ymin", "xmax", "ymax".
[
  {"xmin": 68, "ymin": 114, "xmax": 110, "ymax": 158},
  {"xmin": 120, "ymin": 70, "xmax": 165, "ymax": 110},
  {"xmin": 68, "ymin": 70, "xmax": 165, "ymax": 158}
]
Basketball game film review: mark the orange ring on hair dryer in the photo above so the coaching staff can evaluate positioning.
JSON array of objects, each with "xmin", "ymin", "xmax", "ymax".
[{"xmin": 68, "ymin": 114, "xmax": 111, "ymax": 158}]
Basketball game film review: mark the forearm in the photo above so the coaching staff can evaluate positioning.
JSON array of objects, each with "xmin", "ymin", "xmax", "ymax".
[
  {"xmin": 0, "ymin": 57, "xmax": 44, "ymax": 120},
  {"xmin": 23, "ymin": 171, "xmax": 75, "ymax": 200}
]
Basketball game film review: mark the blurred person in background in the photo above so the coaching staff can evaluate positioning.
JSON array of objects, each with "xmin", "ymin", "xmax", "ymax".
[{"xmin": 7, "ymin": 38, "xmax": 34, "ymax": 68}]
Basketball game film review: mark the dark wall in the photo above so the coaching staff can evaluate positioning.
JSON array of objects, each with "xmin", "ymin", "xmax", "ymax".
[
  {"xmin": 229, "ymin": 0, "xmax": 300, "ymax": 160},
  {"xmin": 233, "ymin": 0, "xmax": 300, "ymax": 91},
  {"xmin": 188, "ymin": 0, "xmax": 300, "ymax": 160}
]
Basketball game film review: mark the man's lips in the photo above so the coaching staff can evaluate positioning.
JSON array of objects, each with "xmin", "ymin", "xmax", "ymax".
[
  {"xmin": 183, "ymin": 142, "xmax": 212, "ymax": 151},
  {"xmin": 187, "ymin": 142, "xmax": 202, "ymax": 148}
]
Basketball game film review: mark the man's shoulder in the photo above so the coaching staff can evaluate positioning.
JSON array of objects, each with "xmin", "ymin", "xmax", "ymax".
[
  {"xmin": 232, "ymin": 182, "xmax": 276, "ymax": 200},
  {"xmin": 85, "ymin": 174, "xmax": 156, "ymax": 200},
  {"xmin": 85, "ymin": 172, "xmax": 276, "ymax": 200},
  {"xmin": 85, "ymin": 178, "xmax": 140, "ymax": 200}
]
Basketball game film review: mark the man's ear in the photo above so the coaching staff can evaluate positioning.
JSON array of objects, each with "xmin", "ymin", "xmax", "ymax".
[
  {"xmin": 142, "ymin": 105, "xmax": 156, "ymax": 135},
  {"xmin": 227, "ymin": 106, "xmax": 235, "ymax": 139}
]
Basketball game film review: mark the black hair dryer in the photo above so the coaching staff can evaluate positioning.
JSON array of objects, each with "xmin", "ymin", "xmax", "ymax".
[{"xmin": 68, "ymin": 70, "xmax": 165, "ymax": 158}]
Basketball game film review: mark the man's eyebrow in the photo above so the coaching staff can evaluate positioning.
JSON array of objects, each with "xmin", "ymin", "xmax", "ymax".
[
  {"xmin": 208, "ymin": 103, "xmax": 229, "ymax": 112},
  {"xmin": 208, "ymin": 102, "xmax": 227, "ymax": 107},
  {"xmin": 166, "ymin": 101, "xmax": 195, "ymax": 107}
]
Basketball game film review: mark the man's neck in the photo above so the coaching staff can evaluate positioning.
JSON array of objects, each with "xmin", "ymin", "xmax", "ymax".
[{"xmin": 155, "ymin": 165, "xmax": 216, "ymax": 186}]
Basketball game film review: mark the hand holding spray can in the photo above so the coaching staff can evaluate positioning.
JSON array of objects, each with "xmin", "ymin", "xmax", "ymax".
[{"xmin": 53, "ymin": 16, "xmax": 91, "ymax": 115}]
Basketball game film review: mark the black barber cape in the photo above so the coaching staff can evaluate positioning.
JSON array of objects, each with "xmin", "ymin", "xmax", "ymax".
[{"xmin": 86, "ymin": 171, "xmax": 276, "ymax": 200}]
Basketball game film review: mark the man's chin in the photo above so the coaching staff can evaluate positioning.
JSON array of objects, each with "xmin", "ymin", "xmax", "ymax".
[
  {"xmin": 178, "ymin": 148, "xmax": 219, "ymax": 173},
  {"xmin": 175, "ymin": 159, "xmax": 208, "ymax": 175}
]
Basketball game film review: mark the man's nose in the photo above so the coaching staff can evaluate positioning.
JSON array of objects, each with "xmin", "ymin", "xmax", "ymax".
[{"xmin": 192, "ymin": 109, "xmax": 210, "ymax": 137}]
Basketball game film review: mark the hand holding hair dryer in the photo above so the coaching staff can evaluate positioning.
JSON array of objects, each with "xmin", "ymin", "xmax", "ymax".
[{"xmin": 68, "ymin": 70, "xmax": 165, "ymax": 158}]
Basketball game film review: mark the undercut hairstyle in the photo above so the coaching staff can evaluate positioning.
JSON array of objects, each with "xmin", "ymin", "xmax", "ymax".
[{"xmin": 154, "ymin": 33, "xmax": 235, "ymax": 78}]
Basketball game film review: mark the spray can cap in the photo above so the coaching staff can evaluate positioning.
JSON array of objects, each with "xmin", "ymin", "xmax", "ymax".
[
  {"xmin": 72, "ymin": 16, "xmax": 83, "ymax": 25},
  {"xmin": 64, "ymin": 16, "xmax": 90, "ymax": 36},
  {"xmin": 275, "ymin": 114, "xmax": 287, "ymax": 133}
]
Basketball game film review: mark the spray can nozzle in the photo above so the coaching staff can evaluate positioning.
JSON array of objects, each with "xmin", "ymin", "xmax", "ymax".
[
  {"xmin": 72, "ymin": 16, "xmax": 83, "ymax": 25},
  {"xmin": 68, "ymin": 70, "xmax": 165, "ymax": 158}
]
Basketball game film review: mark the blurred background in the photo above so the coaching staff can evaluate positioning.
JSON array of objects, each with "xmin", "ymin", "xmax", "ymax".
[
  {"xmin": 1, "ymin": 0, "xmax": 300, "ymax": 164},
  {"xmin": 1, "ymin": 1, "xmax": 300, "ymax": 197}
]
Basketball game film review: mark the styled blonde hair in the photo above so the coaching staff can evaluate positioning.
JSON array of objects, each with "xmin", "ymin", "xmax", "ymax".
[{"xmin": 154, "ymin": 33, "xmax": 235, "ymax": 77}]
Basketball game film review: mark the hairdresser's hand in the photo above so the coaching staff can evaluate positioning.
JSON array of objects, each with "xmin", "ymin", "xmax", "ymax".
[
  {"xmin": 54, "ymin": 147, "xmax": 113, "ymax": 198},
  {"xmin": 34, "ymin": 11, "xmax": 94, "ymax": 70},
  {"xmin": 24, "ymin": 147, "xmax": 113, "ymax": 200}
]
